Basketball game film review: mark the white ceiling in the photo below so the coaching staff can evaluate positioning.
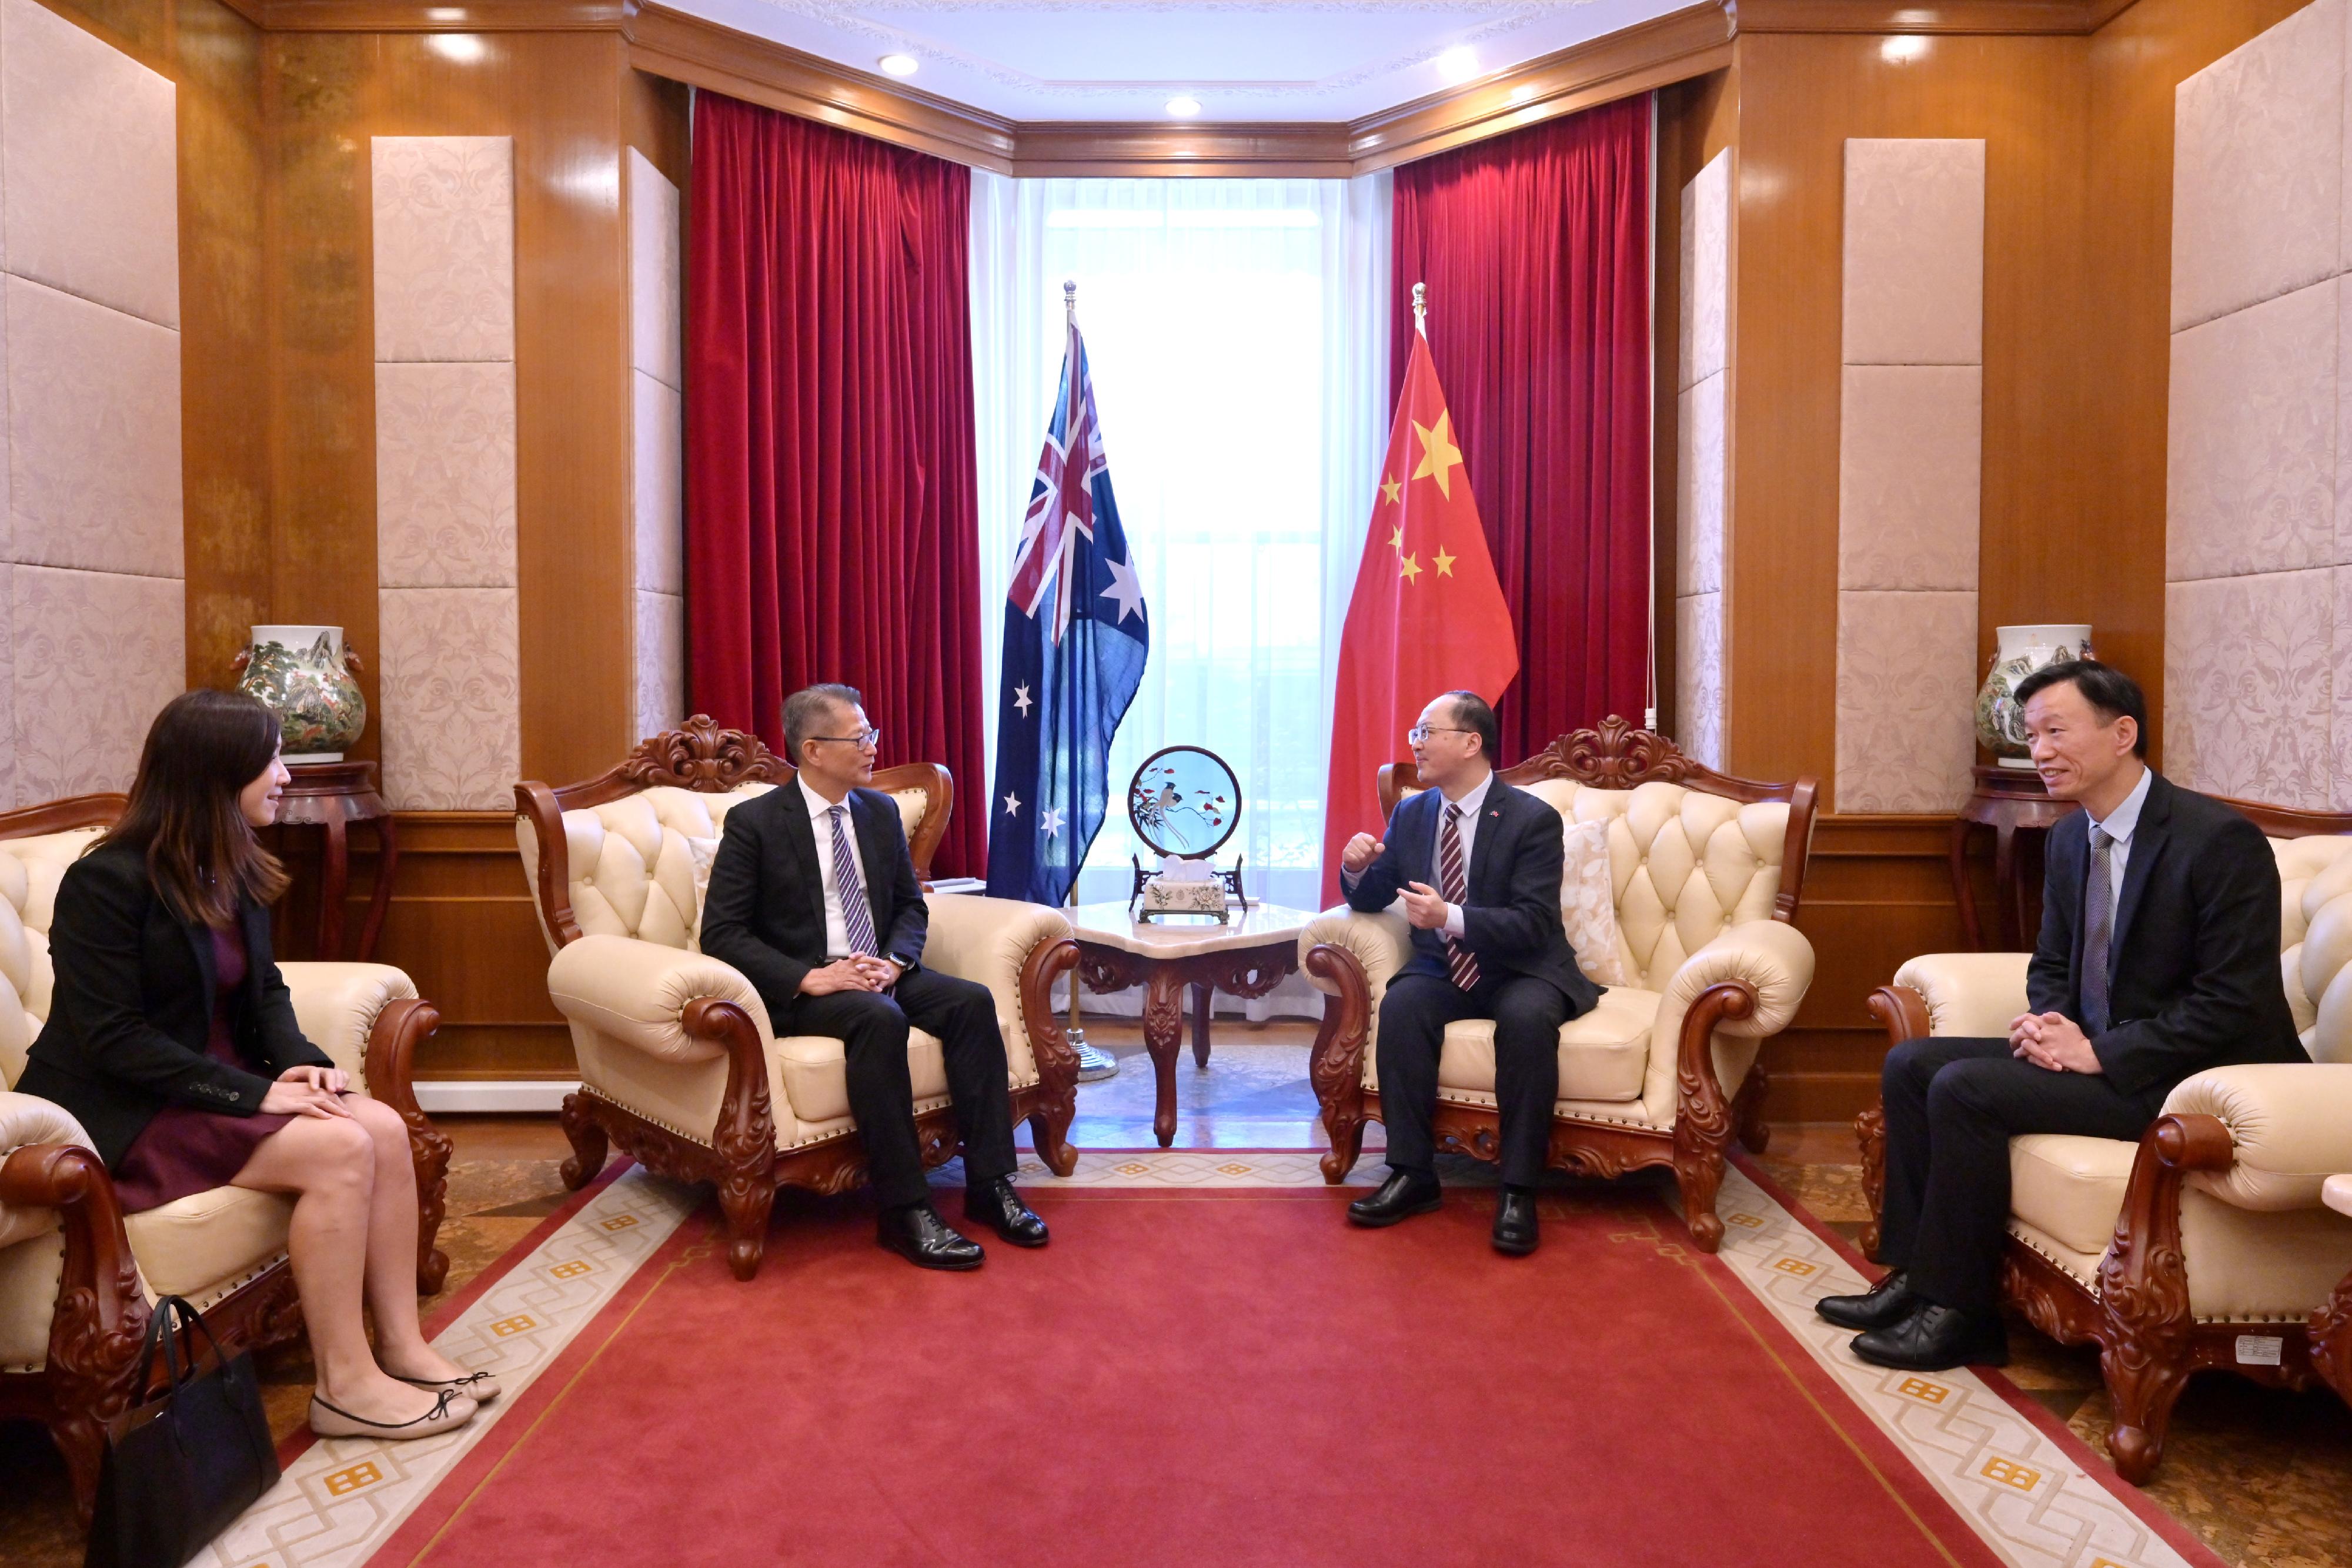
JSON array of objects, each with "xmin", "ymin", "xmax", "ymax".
[{"xmin": 664, "ymin": 0, "xmax": 1693, "ymax": 123}]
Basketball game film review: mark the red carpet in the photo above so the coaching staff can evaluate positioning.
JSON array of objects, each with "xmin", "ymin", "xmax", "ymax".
[{"xmin": 377, "ymin": 1185, "xmax": 2003, "ymax": 1567}]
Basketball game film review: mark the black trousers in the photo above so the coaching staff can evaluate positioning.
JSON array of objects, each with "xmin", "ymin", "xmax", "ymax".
[
  {"xmin": 1878, "ymin": 1036, "xmax": 2166, "ymax": 1312},
  {"xmin": 1377, "ymin": 967, "xmax": 1571, "ymax": 1188},
  {"xmin": 778, "ymin": 965, "xmax": 1017, "ymax": 1209}
]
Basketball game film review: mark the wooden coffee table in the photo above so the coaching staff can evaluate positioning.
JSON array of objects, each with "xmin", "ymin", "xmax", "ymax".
[{"xmin": 1065, "ymin": 902, "xmax": 1315, "ymax": 1147}]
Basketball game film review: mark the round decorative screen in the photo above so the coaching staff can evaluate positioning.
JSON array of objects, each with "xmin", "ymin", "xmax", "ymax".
[{"xmin": 1127, "ymin": 745, "xmax": 1241, "ymax": 859}]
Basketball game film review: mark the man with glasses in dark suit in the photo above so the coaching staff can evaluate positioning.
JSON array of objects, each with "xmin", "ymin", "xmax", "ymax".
[{"xmin": 700, "ymin": 683, "xmax": 1047, "ymax": 1270}]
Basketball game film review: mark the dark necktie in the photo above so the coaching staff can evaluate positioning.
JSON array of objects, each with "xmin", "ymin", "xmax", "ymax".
[
  {"xmin": 1440, "ymin": 802, "xmax": 1480, "ymax": 991},
  {"xmin": 828, "ymin": 804, "xmax": 878, "ymax": 957},
  {"xmin": 2080, "ymin": 824, "xmax": 2113, "ymax": 1035}
]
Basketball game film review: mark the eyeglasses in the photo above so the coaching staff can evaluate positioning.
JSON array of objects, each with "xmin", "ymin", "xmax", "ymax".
[
  {"xmin": 1407, "ymin": 725, "xmax": 1476, "ymax": 744},
  {"xmin": 811, "ymin": 728, "xmax": 882, "ymax": 750}
]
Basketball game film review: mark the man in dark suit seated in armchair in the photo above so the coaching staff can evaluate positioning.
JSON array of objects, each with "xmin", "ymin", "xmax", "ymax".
[
  {"xmin": 1818, "ymin": 660, "xmax": 2307, "ymax": 1370},
  {"xmin": 1337, "ymin": 690, "xmax": 1600, "ymax": 1256},
  {"xmin": 699, "ymin": 683, "xmax": 1047, "ymax": 1271}
]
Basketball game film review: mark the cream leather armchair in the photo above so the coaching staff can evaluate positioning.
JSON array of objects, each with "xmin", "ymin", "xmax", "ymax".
[
  {"xmin": 1302, "ymin": 719, "xmax": 1819, "ymax": 1251},
  {"xmin": 0, "ymin": 795, "xmax": 446, "ymax": 1520},
  {"xmin": 1860, "ymin": 818, "xmax": 2352, "ymax": 1483},
  {"xmin": 516, "ymin": 719, "xmax": 1080, "ymax": 1281}
]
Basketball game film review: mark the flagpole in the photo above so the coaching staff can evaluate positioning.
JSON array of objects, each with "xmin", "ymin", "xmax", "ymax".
[
  {"xmin": 1413, "ymin": 279, "xmax": 1426, "ymax": 334},
  {"xmin": 1060, "ymin": 275, "xmax": 1120, "ymax": 1085}
]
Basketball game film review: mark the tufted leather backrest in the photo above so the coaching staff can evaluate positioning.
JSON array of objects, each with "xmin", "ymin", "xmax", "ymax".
[
  {"xmin": 520, "ymin": 783, "xmax": 936, "ymax": 952},
  {"xmin": 2275, "ymin": 835, "xmax": 2352, "ymax": 1065},
  {"xmin": 0, "ymin": 827, "xmax": 107, "ymax": 1086},
  {"xmin": 1394, "ymin": 778, "xmax": 1789, "ymax": 990}
]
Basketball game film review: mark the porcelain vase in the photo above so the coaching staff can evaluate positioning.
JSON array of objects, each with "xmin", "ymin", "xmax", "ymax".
[
  {"xmin": 1974, "ymin": 624, "xmax": 2093, "ymax": 768},
  {"xmin": 236, "ymin": 625, "xmax": 368, "ymax": 763}
]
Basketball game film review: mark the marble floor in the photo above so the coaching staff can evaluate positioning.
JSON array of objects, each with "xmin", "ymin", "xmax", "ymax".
[{"xmin": 4, "ymin": 1015, "xmax": 2347, "ymax": 1567}]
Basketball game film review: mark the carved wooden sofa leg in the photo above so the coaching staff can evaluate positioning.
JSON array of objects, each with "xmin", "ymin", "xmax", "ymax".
[
  {"xmin": 1305, "ymin": 944, "xmax": 1371, "ymax": 1183},
  {"xmin": 0, "ymin": 1144, "xmax": 151, "ymax": 1522},
  {"xmin": 559, "ymin": 1092, "xmax": 610, "ymax": 1191},
  {"xmin": 686, "ymin": 998, "xmax": 781, "ymax": 1283},
  {"xmin": 2098, "ymin": 1113, "xmax": 2234, "ymax": 1485},
  {"xmin": 1021, "ymin": 937, "xmax": 1082, "ymax": 1178},
  {"xmin": 366, "ymin": 996, "xmax": 452, "ymax": 1295},
  {"xmin": 1672, "ymin": 981, "xmax": 1756, "ymax": 1254}
]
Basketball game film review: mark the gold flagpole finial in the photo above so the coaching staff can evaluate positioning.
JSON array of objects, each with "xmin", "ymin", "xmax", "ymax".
[
  {"xmin": 1412, "ymin": 280, "xmax": 1427, "ymax": 333},
  {"xmin": 1064, "ymin": 279, "xmax": 1078, "ymax": 324}
]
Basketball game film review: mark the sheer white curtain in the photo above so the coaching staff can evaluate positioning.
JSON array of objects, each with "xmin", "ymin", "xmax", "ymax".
[{"xmin": 972, "ymin": 173, "xmax": 1389, "ymax": 923}]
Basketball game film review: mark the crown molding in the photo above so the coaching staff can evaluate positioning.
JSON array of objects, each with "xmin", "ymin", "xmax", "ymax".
[
  {"xmin": 624, "ymin": 2, "xmax": 1017, "ymax": 172},
  {"xmin": 1350, "ymin": 2, "xmax": 1732, "ymax": 172},
  {"xmin": 256, "ymin": 1, "xmax": 626, "ymax": 28},
  {"xmin": 1728, "ymin": 0, "xmax": 2137, "ymax": 32},
  {"xmin": 1012, "ymin": 122, "xmax": 1352, "ymax": 179}
]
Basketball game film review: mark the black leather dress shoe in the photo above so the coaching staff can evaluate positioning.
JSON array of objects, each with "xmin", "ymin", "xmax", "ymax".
[
  {"xmin": 1492, "ymin": 1188, "xmax": 1539, "ymax": 1255},
  {"xmin": 1815, "ymin": 1269, "xmax": 1918, "ymax": 1331},
  {"xmin": 965, "ymin": 1178, "xmax": 1049, "ymax": 1248},
  {"xmin": 1850, "ymin": 1302, "xmax": 2009, "ymax": 1371},
  {"xmin": 1347, "ymin": 1168, "xmax": 1441, "ymax": 1227},
  {"xmin": 877, "ymin": 1202, "xmax": 985, "ymax": 1271}
]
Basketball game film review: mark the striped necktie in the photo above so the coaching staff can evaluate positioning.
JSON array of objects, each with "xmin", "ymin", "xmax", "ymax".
[
  {"xmin": 1440, "ymin": 802, "xmax": 1480, "ymax": 991},
  {"xmin": 2080, "ymin": 825, "xmax": 2113, "ymax": 1035},
  {"xmin": 828, "ymin": 804, "xmax": 878, "ymax": 957}
]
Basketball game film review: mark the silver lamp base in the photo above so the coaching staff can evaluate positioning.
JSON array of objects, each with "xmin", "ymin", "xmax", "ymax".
[{"xmin": 1071, "ymin": 1031, "xmax": 1120, "ymax": 1082}]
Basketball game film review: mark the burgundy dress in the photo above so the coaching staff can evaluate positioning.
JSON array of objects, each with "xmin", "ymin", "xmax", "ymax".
[{"xmin": 109, "ymin": 924, "xmax": 298, "ymax": 1213}]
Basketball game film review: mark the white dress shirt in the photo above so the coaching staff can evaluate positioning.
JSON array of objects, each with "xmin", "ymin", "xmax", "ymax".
[
  {"xmin": 799, "ymin": 774, "xmax": 871, "ymax": 960},
  {"xmin": 2083, "ymin": 764, "xmax": 2152, "ymax": 931}
]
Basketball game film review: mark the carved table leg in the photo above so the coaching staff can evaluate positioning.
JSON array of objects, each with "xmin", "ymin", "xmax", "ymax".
[
  {"xmin": 318, "ymin": 812, "xmax": 350, "ymax": 959},
  {"xmin": 2311, "ymin": 1269, "xmax": 2352, "ymax": 1408},
  {"xmin": 358, "ymin": 811, "xmax": 400, "ymax": 962},
  {"xmin": 1949, "ymin": 816, "xmax": 1982, "ymax": 952},
  {"xmin": 1141, "ymin": 970, "xmax": 1187, "ymax": 1148},
  {"xmin": 1992, "ymin": 821, "xmax": 2023, "ymax": 952},
  {"xmin": 1191, "ymin": 981, "xmax": 1212, "ymax": 1068}
]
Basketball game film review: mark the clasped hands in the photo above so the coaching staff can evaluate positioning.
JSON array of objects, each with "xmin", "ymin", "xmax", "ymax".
[
  {"xmin": 1338, "ymin": 833, "xmax": 1451, "ymax": 931},
  {"xmin": 798, "ymin": 954, "xmax": 904, "ymax": 996},
  {"xmin": 2009, "ymin": 1011, "xmax": 2103, "ymax": 1075},
  {"xmin": 261, "ymin": 1064, "xmax": 353, "ymax": 1119}
]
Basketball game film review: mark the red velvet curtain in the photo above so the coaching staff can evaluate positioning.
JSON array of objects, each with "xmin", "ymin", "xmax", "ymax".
[
  {"xmin": 687, "ymin": 92, "xmax": 987, "ymax": 875},
  {"xmin": 1390, "ymin": 96, "xmax": 1652, "ymax": 761}
]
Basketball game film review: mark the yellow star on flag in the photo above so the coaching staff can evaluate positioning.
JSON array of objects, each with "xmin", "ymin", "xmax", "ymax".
[
  {"xmin": 1434, "ymin": 546, "xmax": 1456, "ymax": 577},
  {"xmin": 1412, "ymin": 410, "xmax": 1465, "ymax": 499},
  {"xmin": 1380, "ymin": 474, "xmax": 1402, "ymax": 506},
  {"xmin": 1388, "ymin": 524, "xmax": 1405, "ymax": 553},
  {"xmin": 1399, "ymin": 553, "xmax": 1422, "ymax": 584}
]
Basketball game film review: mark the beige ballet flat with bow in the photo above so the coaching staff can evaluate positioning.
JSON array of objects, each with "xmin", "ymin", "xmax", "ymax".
[
  {"xmin": 309, "ymin": 1387, "xmax": 477, "ymax": 1440},
  {"xmin": 397, "ymin": 1368, "xmax": 503, "ymax": 1405}
]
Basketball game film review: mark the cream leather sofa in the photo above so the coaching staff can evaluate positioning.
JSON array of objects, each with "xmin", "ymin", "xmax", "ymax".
[
  {"xmin": 1301, "ymin": 721, "xmax": 1819, "ymax": 1252},
  {"xmin": 0, "ymin": 804, "xmax": 446, "ymax": 1519},
  {"xmin": 516, "ymin": 720, "xmax": 1080, "ymax": 1282},
  {"xmin": 1861, "ymin": 824, "xmax": 2352, "ymax": 1484}
]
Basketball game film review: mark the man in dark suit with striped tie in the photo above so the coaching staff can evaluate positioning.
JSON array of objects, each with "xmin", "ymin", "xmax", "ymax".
[
  {"xmin": 1337, "ymin": 691, "xmax": 1599, "ymax": 1255},
  {"xmin": 1817, "ymin": 661, "xmax": 2306, "ymax": 1369},
  {"xmin": 700, "ymin": 683, "xmax": 1047, "ymax": 1271}
]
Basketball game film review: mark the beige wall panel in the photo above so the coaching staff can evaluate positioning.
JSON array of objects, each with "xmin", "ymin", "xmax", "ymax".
[
  {"xmin": 632, "ymin": 369, "xmax": 681, "ymax": 598},
  {"xmin": 627, "ymin": 148, "xmax": 681, "ymax": 391},
  {"xmin": 2166, "ymin": 276, "xmax": 2339, "ymax": 583},
  {"xmin": 1675, "ymin": 590, "xmax": 1723, "ymax": 770},
  {"xmin": 2164, "ymin": 567, "xmax": 2338, "ymax": 807},
  {"xmin": 0, "ymin": 0, "xmax": 179, "ymax": 329},
  {"xmin": 375, "ymin": 360, "xmax": 517, "ymax": 590},
  {"xmin": 11, "ymin": 564, "xmax": 182, "ymax": 798},
  {"xmin": 4, "ymin": 276, "xmax": 180, "ymax": 578},
  {"xmin": 377, "ymin": 586, "xmax": 522, "ymax": 811},
  {"xmin": 1679, "ymin": 149, "xmax": 1728, "ymax": 392},
  {"xmin": 1837, "ymin": 364, "xmax": 1983, "ymax": 593},
  {"xmin": 2168, "ymin": 0, "xmax": 2346, "ymax": 333},
  {"xmin": 1834, "ymin": 589, "xmax": 1977, "ymax": 814},
  {"xmin": 0, "ymin": 561, "xmax": 11, "ymax": 805},
  {"xmin": 1677, "ymin": 373, "xmax": 1725, "ymax": 597},
  {"xmin": 634, "ymin": 587, "xmax": 683, "ymax": 741},
  {"xmin": 370, "ymin": 135, "xmax": 516, "ymax": 365},
  {"xmin": 1840, "ymin": 138, "xmax": 1986, "ymax": 368}
]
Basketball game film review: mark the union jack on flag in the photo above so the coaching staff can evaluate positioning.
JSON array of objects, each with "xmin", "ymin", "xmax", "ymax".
[{"xmin": 985, "ymin": 315, "xmax": 1150, "ymax": 904}]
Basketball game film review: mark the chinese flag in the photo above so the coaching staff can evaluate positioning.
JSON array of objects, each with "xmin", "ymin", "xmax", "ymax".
[{"xmin": 1320, "ymin": 325, "xmax": 1519, "ymax": 905}]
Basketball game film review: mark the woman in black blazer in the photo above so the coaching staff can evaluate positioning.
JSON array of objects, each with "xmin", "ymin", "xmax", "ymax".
[{"xmin": 16, "ymin": 691, "xmax": 492, "ymax": 1442}]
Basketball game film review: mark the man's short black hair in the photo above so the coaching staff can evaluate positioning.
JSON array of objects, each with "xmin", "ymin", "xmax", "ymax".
[
  {"xmin": 2012, "ymin": 659, "xmax": 2148, "ymax": 758},
  {"xmin": 1444, "ymin": 690, "xmax": 1500, "ymax": 763},
  {"xmin": 782, "ymin": 683, "xmax": 864, "ymax": 762}
]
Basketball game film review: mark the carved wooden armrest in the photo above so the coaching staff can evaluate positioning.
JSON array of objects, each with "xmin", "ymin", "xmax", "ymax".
[
  {"xmin": 1306, "ymin": 941, "xmax": 1374, "ymax": 1183},
  {"xmin": 2097, "ymin": 1112, "xmax": 2234, "ymax": 1482},
  {"xmin": 362, "ymin": 996, "xmax": 452, "ymax": 1295}
]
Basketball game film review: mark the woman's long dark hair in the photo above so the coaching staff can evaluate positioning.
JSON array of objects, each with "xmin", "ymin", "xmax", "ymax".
[{"xmin": 98, "ymin": 690, "xmax": 290, "ymax": 927}]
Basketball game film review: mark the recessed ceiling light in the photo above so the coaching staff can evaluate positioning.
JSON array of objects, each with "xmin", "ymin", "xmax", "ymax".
[
  {"xmin": 1165, "ymin": 95, "xmax": 1201, "ymax": 118},
  {"xmin": 1880, "ymin": 35, "xmax": 1929, "ymax": 64},
  {"xmin": 878, "ymin": 53, "xmax": 918, "ymax": 76},
  {"xmin": 1436, "ymin": 46, "xmax": 1479, "ymax": 85}
]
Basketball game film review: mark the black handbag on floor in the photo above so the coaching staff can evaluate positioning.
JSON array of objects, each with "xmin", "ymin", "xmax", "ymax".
[{"xmin": 85, "ymin": 1294, "xmax": 281, "ymax": 1568}]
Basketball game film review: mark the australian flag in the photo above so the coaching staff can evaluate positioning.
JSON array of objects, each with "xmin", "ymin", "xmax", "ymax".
[{"xmin": 984, "ymin": 316, "xmax": 1149, "ymax": 905}]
